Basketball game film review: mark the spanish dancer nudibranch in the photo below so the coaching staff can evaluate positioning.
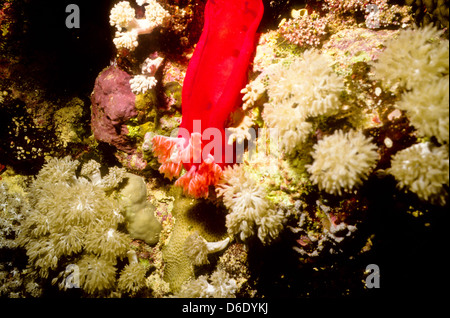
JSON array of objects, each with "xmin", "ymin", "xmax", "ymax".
[{"xmin": 152, "ymin": 0, "xmax": 264, "ymax": 198}]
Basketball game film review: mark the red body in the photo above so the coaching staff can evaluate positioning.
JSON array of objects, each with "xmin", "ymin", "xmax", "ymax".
[
  {"xmin": 152, "ymin": 0, "xmax": 264, "ymax": 198},
  {"xmin": 179, "ymin": 0, "xmax": 264, "ymax": 169}
]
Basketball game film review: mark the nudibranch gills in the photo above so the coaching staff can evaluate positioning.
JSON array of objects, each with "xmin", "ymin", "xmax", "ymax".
[{"xmin": 152, "ymin": 0, "xmax": 264, "ymax": 198}]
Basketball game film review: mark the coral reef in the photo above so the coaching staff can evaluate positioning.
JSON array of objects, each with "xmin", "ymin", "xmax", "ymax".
[
  {"xmin": 369, "ymin": 25, "xmax": 449, "ymax": 207},
  {"xmin": 17, "ymin": 157, "xmax": 127, "ymax": 294},
  {"xmin": 323, "ymin": 0, "xmax": 412, "ymax": 28},
  {"xmin": 1, "ymin": 0, "xmax": 448, "ymax": 301},
  {"xmin": 372, "ymin": 25, "xmax": 449, "ymax": 144},
  {"xmin": 129, "ymin": 54, "xmax": 164, "ymax": 95}
]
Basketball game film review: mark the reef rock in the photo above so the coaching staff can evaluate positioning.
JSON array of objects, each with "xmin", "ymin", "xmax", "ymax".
[{"xmin": 91, "ymin": 65, "xmax": 137, "ymax": 153}]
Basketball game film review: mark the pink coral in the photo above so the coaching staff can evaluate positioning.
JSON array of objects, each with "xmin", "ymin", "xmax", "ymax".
[{"xmin": 278, "ymin": 11, "xmax": 330, "ymax": 48}]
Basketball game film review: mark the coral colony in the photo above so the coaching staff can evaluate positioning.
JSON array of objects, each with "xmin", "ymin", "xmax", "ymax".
[{"xmin": 0, "ymin": 0, "xmax": 449, "ymax": 299}]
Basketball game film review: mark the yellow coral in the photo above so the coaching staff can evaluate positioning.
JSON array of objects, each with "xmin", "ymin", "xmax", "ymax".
[{"xmin": 84, "ymin": 228, "xmax": 130, "ymax": 262}]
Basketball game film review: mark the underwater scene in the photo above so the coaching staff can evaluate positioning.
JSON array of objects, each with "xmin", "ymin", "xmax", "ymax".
[{"xmin": 0, "ymin": 0, "xmax": 448, "ymax": 303}]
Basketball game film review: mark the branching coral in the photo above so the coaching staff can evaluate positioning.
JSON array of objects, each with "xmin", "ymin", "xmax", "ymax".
[
  {"xmin": 307, "ymin": 130, "xmax": 379, "ymax": 195},
  {"xmin": 216, "ymin": 165, "xmax": 285, "ymax": 244},
  {"xmin": 388, "ymin": 143, "xmax": 449, "ymax": 205},
  {"xmin": 110, "ymin": 0, "xmax": 169, "ymax": 50},
  {"xmin": 130, "ymin": 75, "xmax": 157, "ymax": 95},
  {"xmin": 263, "ymin": 50, "xmax": 344, "ymax": 152}
]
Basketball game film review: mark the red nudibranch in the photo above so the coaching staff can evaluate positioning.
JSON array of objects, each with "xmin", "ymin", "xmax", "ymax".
[{"xmin": 152, "ymin": 0, "xmax": 264, "ymax": 198}]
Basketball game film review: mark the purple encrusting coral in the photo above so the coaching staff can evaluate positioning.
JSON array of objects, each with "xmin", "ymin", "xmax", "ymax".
[{"xmin": 91, "ymin": 65, "xmax": 137, "ymax": 153}]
